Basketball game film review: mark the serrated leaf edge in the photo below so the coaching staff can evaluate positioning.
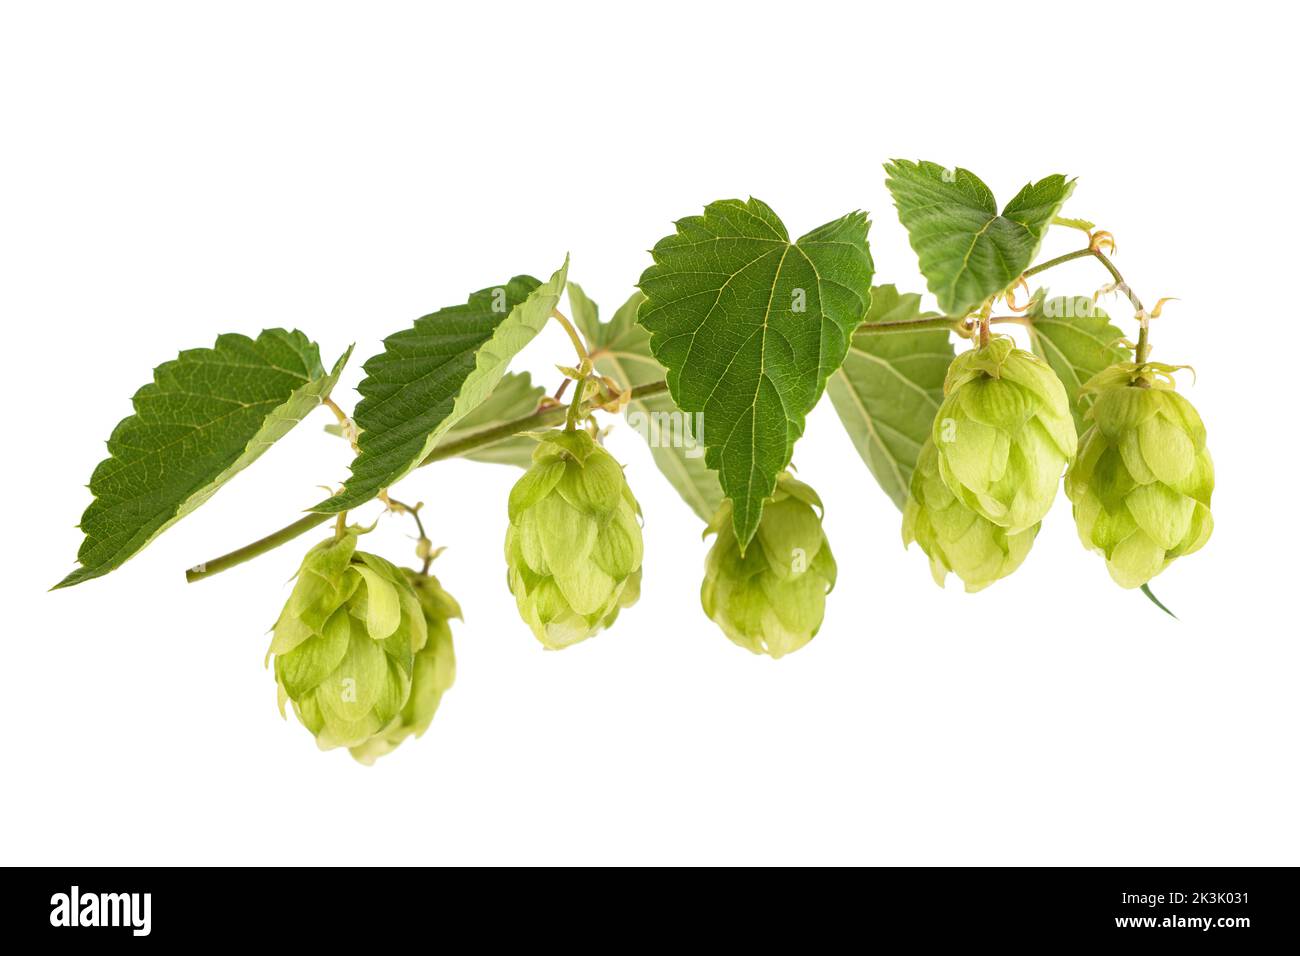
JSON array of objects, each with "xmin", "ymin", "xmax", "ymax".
[{"xmin": 55, "ymin": 340, "xmax": 352, "ymax": 589}]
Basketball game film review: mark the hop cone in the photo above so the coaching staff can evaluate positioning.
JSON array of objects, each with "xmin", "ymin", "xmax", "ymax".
[
  {"xmin": 933, "ymin": 336, "xmax": 1077, "ymax": 533},
  {"xmin": 349, "ymin": 569, "xmax": 459, "ymax": 765},
  {"xmin": 903, "ymin": 439, "xmax": 1038, "ymax": 592},
  {"xmin": 504, "ymin": 430, "xmax": 643, "ymax": 649},
  {"xmin": 269, "ymin": 530, "xmax": 435, "ymax": 757},
  {"xmin": 1065, "ymin": 363, "xmax": 1214, "ymax": 587},
  {"xmin": 700, "ymin": 473, "xmax": 837, "ymax": 659}
]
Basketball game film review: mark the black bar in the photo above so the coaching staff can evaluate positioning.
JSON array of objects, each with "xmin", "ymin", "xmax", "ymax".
[{"xmin": 6, "ymin": 867, "xmax": 1293, "ymax": 943}]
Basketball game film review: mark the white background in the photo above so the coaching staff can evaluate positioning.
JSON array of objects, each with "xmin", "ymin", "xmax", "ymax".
[{"xmin": 2, "ymin": 1, "xmax": 1296, "ymax": 866}]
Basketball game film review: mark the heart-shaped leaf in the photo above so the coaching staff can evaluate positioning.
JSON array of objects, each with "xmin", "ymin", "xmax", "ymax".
[
  {"xmin": 884, "ymin": 160, "xmax": 1074, "ymax": 315},
  {"xmin": 638, "ymin": 199, "xmax": 873, "ymax": 547}
]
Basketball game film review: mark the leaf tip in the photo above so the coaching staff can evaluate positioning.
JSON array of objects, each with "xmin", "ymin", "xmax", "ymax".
[{"xmin": 50, "ymin": 566, "xmax": 88, "ymax": 591}]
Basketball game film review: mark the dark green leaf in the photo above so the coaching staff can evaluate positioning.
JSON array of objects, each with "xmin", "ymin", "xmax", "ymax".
[
  {"xmin": 316, "ymin": 259, "xmax": 568, "ymax": 511},
  {"xmin": 638, "ymin": 199, "xmax": 873, "ymax": 546},
  {"xmin": 57, "ymin": 331, "xmax": 350, "ymax": 588}
]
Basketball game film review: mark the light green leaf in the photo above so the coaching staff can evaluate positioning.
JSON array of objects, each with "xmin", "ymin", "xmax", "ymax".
[
  {"xmin": 565, "ymin": 280, "xmax": 603, "ymax": 348},
  {"xmin": 638, "ymin": 199, "xmax": 873, "ymax": 546},
  {"xmin": 578, "ymin": 285, "xmax": 724, "ymax": 522},
  {"xmin": 884, "ymin": 160, "xmax": 1075, "ymax": 315},
  {"xmin": 316, "ymin": 259, "xmax": 569, "ymax": 511},
  {"xmin": 57, "ymin": 331, "xmax": 350, "ymax": 589},
  {"xmin": 436, "ymin": 371, "xmax": 546, "ymax": 468},
  {"xmin": 1024, "ymin": 288, "xmax": 1131, "ymax": 431},
  {"xmin": 826, "ymin": 285, "xmax": 954, "ymax": 510}
]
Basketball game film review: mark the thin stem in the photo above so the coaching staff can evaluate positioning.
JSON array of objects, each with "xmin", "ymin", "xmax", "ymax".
[
  {"xmin": 855, "ymin": 315, "xmax": 964, "ymax": 335},
  {"xmin": 1091, "ymin": 248, "xmax": 1145, "ymax": 313},
  {"xmin": 1021, "ymin": 244, "xmax": 1146, "ymax": 312},
  {"xmin": 322, "ymin": 396, "xmax": 349, "ymax": 425},
  {"xmin": 1023, "ymin": 247, "xmax": 1095, "ymax": 278},
  {"xmin": 550, "ymin": 307, "xmax": 593, "ymax": 431},
  {"xmin": 565, "ymin": 373, "xmax": 587, "ymax": 430},
  {"xmin": 1135, "ymin": 325, "xmax": 1151, "ymax": 366},
  {"xmin": 382, "ymin": 495, "xmax": 432, "ymax": 573},
  {"xmin": 851, "ymin": 285, "xmax": 1150, "ymax": 338},
  {"xmin": 1022, "ymin": 243, "xmax": 1152, "ymax": 364},
  {"xmin": 421, "ymin": 405, "xmax": 565, "ymax": 464},
  {"xmin": 185, "ymin": 380, "xmax": 672, "ymax": 582},
  {"xmin": 550, "ymin": 309, "xmax": 589, "ymax": 362},
  {"xmin": 381, "ymin": 494, "xmax": 427, "ymax": 541},
  {"xmin": 185, "ymin": 513, "xmax": 332, "ymax": 582},
  {"xmin": 1090, "ymin": 248, "xmax": 1150, "ymax": 364},
  {"xmin": 389, "ymin": 498, "xmax": 427, "ymax": 540},
  {"xmin": 322, "ymin": 396, "xmax": 359, "ymax": 452}
]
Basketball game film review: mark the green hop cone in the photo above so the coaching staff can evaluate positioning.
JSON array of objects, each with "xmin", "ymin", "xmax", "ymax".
[
  {"xmin": 349, "ymin": 569, "xmax": 459, "ymax": 765},
  {"xmin": 700, "ymin": 473, "xmax": 837, "ymax": 659},
  {"xmin": 1064, "ymin": 362, "xmax": 1214, "ymax": 588},
  {"xmin": 903, "ymin": 439, "xmax": 1038, "ymax": 592},
  {"xmin": 504, "ymin": 429, "xmax": 643, "ymax": 649},
  {"xmin": 269, "ymin": 529, "xmax": 430, "ymax": 755},
  {"xmin": 933, "ymin": 335, "xmax": 1077, "ymax": 533}
]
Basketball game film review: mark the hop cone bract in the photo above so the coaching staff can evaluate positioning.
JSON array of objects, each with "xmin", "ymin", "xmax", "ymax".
[
  {"xmin": 504, "ymin": 430, "xmax": 643, "ymax": 649},
  {"xmin": 349, "ymin": 569, "xmax": 459, "ymax": 765},
  {"xmin": 933, "ymin": 336, "xmax": 1077, "ymax": 533},
  {"xmin": 903, "ymin": 438, "xmax": 1038, "ymax": 592},
  {"xmin": 1064, "ymin": 363, "xmax": 1214, "ymax": 587},
  {"xmin": 700, "ymin": 473, "xmax": 837, "ymax": 659}
]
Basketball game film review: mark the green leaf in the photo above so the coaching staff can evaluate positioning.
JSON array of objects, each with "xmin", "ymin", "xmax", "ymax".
[
  {"xmin": 577, "ymin": 284, "xmax": 724, "ymax": 522},
  {"xmin": 826, "ymin": 285, "xmax": 954, "ymax": 510},
  {"xmin": 56, "ymin": 331, "xmax": 350, "ymax": 589},
  {"xmin": 436, "ymin": 371, "xmax": 546, "ymax": 468},
  {"xmin": 316, "ymin": 259, "xmax": 569, "ymax": 511},
  {"xmin": 884, "ymin": 160, "xmax": 1075, "ymax": 315},
  {"xmin": 638, "ymin": 199, "xmax": 873, "ymax": 546},
  {"xmin": 565, "ymin": 280, "xmax": 603, "ymax": 349},
  {"xmin": 1024, "ymin": 288, "xmax": 1131, "ymax": 432}
]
